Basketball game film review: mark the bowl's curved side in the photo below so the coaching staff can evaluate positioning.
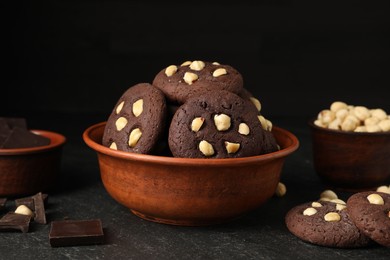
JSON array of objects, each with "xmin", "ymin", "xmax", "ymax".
[
  {"xmin": 309, "ymin": 119, "xmax": 390, "ymax": 190},
  {"xmin": 0, "ymin": 130, "xmax": 66, "ymax": 196},
  {"xmin": 83, "ymin": 122, "xmax": 298, "ymax": 225},
  {"xmin": 96, "ymin": 151, "xmax": 285, "ymax": 226}
]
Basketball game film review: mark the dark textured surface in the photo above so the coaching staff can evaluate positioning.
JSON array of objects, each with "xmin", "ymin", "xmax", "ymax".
[{"xmin": 0, "ymin": 113, "xmax": 389, "ymax": 259}]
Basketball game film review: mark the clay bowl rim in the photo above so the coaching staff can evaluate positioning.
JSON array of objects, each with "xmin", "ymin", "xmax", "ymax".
[
  {"xmin": 0, "ymin": 130, "xmax": 67, "ymax": 156},
  {"xmin": 83, "ymin": 121, "xmax": 300, "ymax": 166},
  {"xmin": 308, "ymin": 117, "xmax": 390, "ymax": 137}
]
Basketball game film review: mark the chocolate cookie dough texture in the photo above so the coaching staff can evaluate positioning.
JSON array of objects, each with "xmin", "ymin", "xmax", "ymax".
[
  {"xmin": 102, "ymin": 83, "xmax": 167, "ymax": 154},
  {"xmin": 314, "ymin": 101, "xmax": 390, "ymax": 132},
  {"xmin": 285, "ymin": 200, "xmax": 371, "ymax": 248},
  {"xmin": 168, "ymin": 90, "xmax": 278, "ymax": 158},
  {"xmin": 238, "ymin": 88, "xmax": 278, "ymax": 153},
  {"xmin": 347, "ymin": 191, "xmax": 390, "ymax": 247},
  {"xmin": 153, "ymin": 60, "xmax": 244, "ymax": 104}
]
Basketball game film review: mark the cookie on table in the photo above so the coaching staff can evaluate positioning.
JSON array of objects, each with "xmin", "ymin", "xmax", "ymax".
[
  {"xmin": 347, "ymin": 191, "xmax": 390, "ymax": 247},
  {"xmin": 168, "ymin": 90, "xmax": 276, "ymax": 158},
  {"xmin": 285, "ymin": 200, "xmax": 372, "ymax": 248},
  {"xmin": 102, "ymin": 83, "xmax": 167, "ymax": 154},
  {"xmin": 152, "ymin": 60, "xmax": 243, "ymax": 104}
]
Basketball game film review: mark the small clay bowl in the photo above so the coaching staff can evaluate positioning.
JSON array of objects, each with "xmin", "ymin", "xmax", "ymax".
[
  {"xmin": 309, "ymin": 119, "xmax": 390, "ymax": 191},
  {"xmin": 83, "ymin": 122, "xmax": 299, "ymax": 226},
  {"xmin": 0, "ymin": 130, "xmax": 66, "ymax": 197}
]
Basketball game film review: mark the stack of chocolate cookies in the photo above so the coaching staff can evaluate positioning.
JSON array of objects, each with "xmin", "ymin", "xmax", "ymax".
[{"xmin": 102, "ymin": 60, "xmax": 279, "ymax": 158}]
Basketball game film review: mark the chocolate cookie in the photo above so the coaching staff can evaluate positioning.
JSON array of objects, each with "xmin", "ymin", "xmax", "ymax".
[
  {"xmin": 152, "ymin": 60, "xmax": 243, "ymax": 104},
  {"xmin": 168, "ymin": 90, "xmax": 277, "ymax": 158},
  {"xmin": 102, "ymin": 83, "xmax": 167, "ymax": 154},
  {"xmin": 285, "ymin": 200, "xmax": 371, "ymax": 248},
  {"xmin": 238, "ymin": 88, "xmax": 279, "ymax": 153},
  {"xmin": 347, "ymin": 191, "xmax": 390, "ymax": 247}
]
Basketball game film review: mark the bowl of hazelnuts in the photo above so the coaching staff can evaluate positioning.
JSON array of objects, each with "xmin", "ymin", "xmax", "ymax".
[
  {"xmin": 83, "ymin": 60, "xmax": 299, "ymax": 226},
  {"xmin": 309, "ymin": 101, "xmax": 390, "ymax": 191}
]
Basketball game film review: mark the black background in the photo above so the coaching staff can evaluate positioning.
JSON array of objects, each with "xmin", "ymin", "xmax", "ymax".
[{"xmin": 3, "ymin": 0, "xmax": 390, "ymax": 121}]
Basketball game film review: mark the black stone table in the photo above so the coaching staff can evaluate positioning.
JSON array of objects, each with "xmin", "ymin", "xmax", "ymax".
[{"xmin": 0, "ymin": 113, "xmax": 388, "ymax": 259}]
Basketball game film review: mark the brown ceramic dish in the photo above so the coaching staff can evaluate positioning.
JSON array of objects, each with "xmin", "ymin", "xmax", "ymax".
[
  {"xmin": 83, "ymin": 122, "xmax": 299, "ymax": 226},
  {"xmin": 0, "ymin": 130, "xmax": 66, "ymax": 197},
  {"xmin": 309, "ymin": 119, "xmax": 390, "ymax": 191}
]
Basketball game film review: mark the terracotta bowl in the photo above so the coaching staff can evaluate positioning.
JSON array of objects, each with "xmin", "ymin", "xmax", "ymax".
[
  {"xmin": 0, "ymin": 130, "xmax": 66, "ymax": 197},
  {"xmin": 309, "ymin": 119, "xmax": 390, "ymax": 191},
  {"xmin": 83, "ymin": 122, "xmax": 299, "ymax": 226}
]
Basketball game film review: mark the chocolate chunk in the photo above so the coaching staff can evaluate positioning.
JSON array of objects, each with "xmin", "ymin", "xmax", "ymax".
[
  {"xmin": 0, "ymin": 119, "xmax": 11, "ymax": 147},
  {"xmin": 0, "ymin": 134, "xmax": 8, "ymax": 148},
  {"xmin": 0, "ymin": 212, "xmax": 31, "ymax": 233},
  {"xmin": 49, "ymin": 219, "xmax": 104, "ymax": 247},
  {"xmin": 1, "ymin": 127, "xmax": 50, "ymax": 149},
  {"xmin": 0, "ymin": 198, "xmax": 6, "ymax": 211},
  {"xmin": 0, "ymin": 117, "xmax": 27, "ymax": 130},
  {"xmin": 15, "ymin": 193, "xmax": 48, "ymax": 212},
  {"xmin": 32, "ymin": 192, "xmax": 47, "ymax": 224}
]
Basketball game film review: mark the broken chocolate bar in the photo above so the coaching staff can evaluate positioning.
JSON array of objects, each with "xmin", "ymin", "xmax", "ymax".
[
  {"xmin": 0, "ymin": 119, "xmax": 11, "ymax": 147},
  {"xmin": 15, "ymin": 193, "xmax": 48, "ymax": 210},
  {"xmin": 0, "ymin": 198, "xmax": 6, "ymax": 211},
  {"xmin": 0, "ymin": 212, "xmax": 31, "ymax": 233},
  {"xmin": 49, "ymin": 219, "xmax": 104, "ymax": 247},
  {"xmin": 0, "ymin": 117, "xmax": 27, "ymax": 130},
  {"xmin": 32, "ymin": 192, "xmax": 46, "ymax": 224},
  {"xmin": 14, "ymin": 192, "xmax": 48, "ymax": 224},
  {"xmin": 1, "ymin": 127, "xmax": 50, "ymax": 149}
]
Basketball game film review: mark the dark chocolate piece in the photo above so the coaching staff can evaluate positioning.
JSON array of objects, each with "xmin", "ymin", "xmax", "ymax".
[
  {"xmin": 0, "ymin": 198, "xmax": 6, "ymax": 211},
  {"xmin": 0, "ymin": 119, "xmax": 11, "ymax": 147},
  {"xmin": 32, "ymin": 192, "xmax": 47, "ymax": 224},
  {"xmin": 15, "ymin": 193, "xmax": 48, "ymax": 210},
  {"xmin": 0, "ymin": 117, "xmax": 28, "ymax": 129},
  {"xmin": 49, "ymin": 219, "xmax": 104, "ymax": 247},
  {"xmin": 1, "ymin": 127, "xmax": 50, "ymax": 149},
  {"xmin": 0, "ymin": 212, "xmax": 31, "ymax": 233}
]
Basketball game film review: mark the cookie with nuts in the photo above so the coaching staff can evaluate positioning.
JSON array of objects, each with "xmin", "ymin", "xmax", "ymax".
[
  {"xmin": 168, "ymin": 90, "xmax": 278, "ymax": 158},
  {"xmin": 285, "ymin": 200, "xmax": 372, "ymax": 248},
  {"xmin": 152, "ymin": 60, "xmax": 243, "ymax": 104},
  {"xmin": 102, "ymin": 83, "xmax": 167, "ymax": 154},
  {"xmin": 238, "ymin": 88, "xmax": 279, "ymax": 154},
  {"xmin": 347, "ymin": 191, "xmax": 390, "ymax": 247}
]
